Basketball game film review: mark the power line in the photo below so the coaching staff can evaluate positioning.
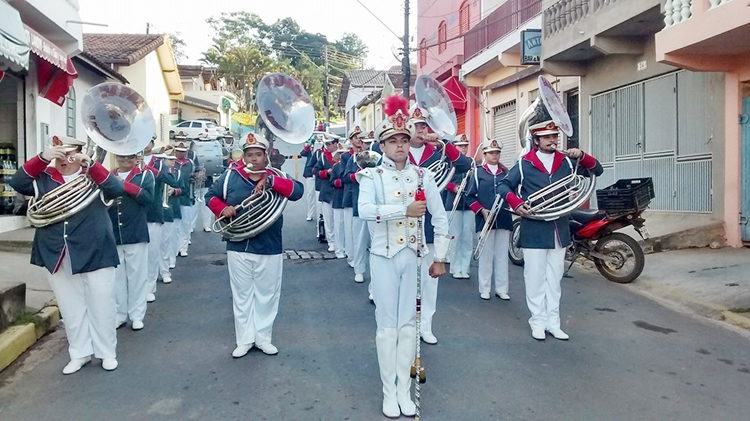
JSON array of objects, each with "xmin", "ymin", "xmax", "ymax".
[{"xmin": 353, "ymin": 0, "xmax": 402, "ymax": 42}]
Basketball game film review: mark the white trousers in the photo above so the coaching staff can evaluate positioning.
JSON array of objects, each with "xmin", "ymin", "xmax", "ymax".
[
  {"xmin": 321, "ymin": 202, "xmax": 335, "ymax": 248},
  {"xmin": 477, "ymin": 229, "xmax": 511, "ymax": 295},
  {"xmin": 164, "ymin": 220, "xmax": 179, "ymax": 268},
  {"xmin": 226, "ymin": 251, "xmax": 283, "ymax": 346},
  {"xmin": 370, "ymin": 249, "xmax": 417, "ymax": 329},
  {"xmin": 343, "ymin": 208, "xmax": 354, "ymax": 264},
  {"xmin": 315, "ymin": 191, "xmax": 321, "ymax": 220},
  {"xmin": 115, "ymin": 242, "xmax": 149, "ymax": 323},
  {"xmin": 179, "ymin": 205, "xmax": 194, "ymax": 253},
  {"xmin": 522, "ymin": 246, "xmax": 566, "ymax": 330},
  {"xmin": 146, "ymin": 223, "xmax": 163, "ymax": 294},
  {"xmin": 448, "ymin": 210, "xmax": 475, "ymax": 276},
  {"xmin": 333, "ymin": 208, "xmax": 346, "ymax": 255},
  {"xmin": 49, "ymin": 253, "xmax": 117, "ymax": 360},
  {"xmin": 304, "ymin": 177, "xmax": 316, "ymax": 219},
  {"xmin": 195, "ymin": 187, "xmax": 213, "ymax": 231},
  {"xmin": 352, "ymin": 216, "xmax": 370, "ymax": 275},
  {"xmin": 420, "ymin": 246, "xmax": 439, "ymax": 335}
]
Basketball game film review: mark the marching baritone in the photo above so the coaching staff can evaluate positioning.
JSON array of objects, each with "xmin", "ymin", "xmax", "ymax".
[
  {"xmin": 357, "ymin": 95, "xmax": 449, "ymax": 418},
  {"xmin": 497, "ymin": 115, "xmax": 603, "ymax": 341},
  {"xmin": 442, "ymin": 134, "xmax": 473, "ymax": 279},
  {"xmin": 206, "ymin": 133, "xmax": 303, "ymax": 358},
  {"xmin": 109, "ymin": 153, "xmax": 154, "ymax": 330},
  {"xmin": 9, "ymin": 136, "xmax": 126, "ymax": 374},
  {"xmin": 408, "ymin": 105, "xmax": 471, "ymax": 344},
  {"xmin": 466, "ymin": 139, "xmax": 513, "ymax": 300}
]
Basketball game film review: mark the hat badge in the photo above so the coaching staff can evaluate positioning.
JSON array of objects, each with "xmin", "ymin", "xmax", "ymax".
[
  {"xmin": 546, "ymin": 122, "xmax": 556, "ymax": 130},
  {"xmin": 246, "ymin": 133, "xmax": 257, "ymax": 145},
  {"xmin": 490, "ymin": 140, "xmax": 499, "ymax": 148},
  {"xmin": 51, "ymin": 135, "xmax": 62, "ymax": 146},
  {"xmin": 412, "ymin": 107, "xmax": 423, "ymax": 119}
]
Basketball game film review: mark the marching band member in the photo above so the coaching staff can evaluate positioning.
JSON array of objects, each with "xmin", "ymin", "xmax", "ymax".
[
  {"xmin": 343, "ymin": 129, "xmax": 369, "ymax": 283},
  {"xmin": 167, "ymin": 154, "xmax": 184, "ymax": 270},
  {"xmin": 110, "ymin": 153, "xmax": 154, "ymax": 330},
  {"xmin": 300, "ymin": 138, "xmax": 317, "ymax": 221},
  {"xmin": 408, "ymin": 106, "xmax": 471, "ymax": 344},
  {"xmin": 206, "ymin": 133, "xmax": 303, "ymax": 358},
  {"xmin": 466, "ymin": 139, "xmax": 513, "ymax": 300},
  {"xmin": 9, "ymin": 136, "xmax": 125, "ymax": 373},
  {"xmin": 331, "ymin": 146, "xmax": 350, "ymax": 260},
  {"xmin": 314, "ymin": 136, "xmax": 340, "ymax": 253},
  {"xmin": 497, "ymin": 112, "xmax": 603, "ymax": 341},
  {"xmin": 174, "ymin": 142, "xmax": 195, "ymax": 257},
  {"xmin": 357, "ymin": 95, "xmax": 449, "ymax": 418},
  {"xmin": 144, "ymin": 143, "xmax": 181, "ymax": 298},
  {"xmin": 187, "ymin": 147, "xmax": 202, "ymax": 234},
  {"xmin": 342, "ymin": 128, "xmax": 364, "ymax": 268},
  {"xmin": 443, "ymin": 134, "xmax": 473, "ymax": 279}
]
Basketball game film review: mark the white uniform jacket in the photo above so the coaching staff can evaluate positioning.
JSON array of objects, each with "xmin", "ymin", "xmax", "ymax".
[{"xmin": 356, "ymin": 156, "xmax": 450, "ymax": 261}]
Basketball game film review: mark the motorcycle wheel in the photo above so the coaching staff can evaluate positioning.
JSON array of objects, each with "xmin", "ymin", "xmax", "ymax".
[
  {"xmin": 593, "ymin": 232, "xmax": 645, "ymax": 283},
  {"xmin": 508, "ymin": 219, "xmax": 524, "ymax": 266}
]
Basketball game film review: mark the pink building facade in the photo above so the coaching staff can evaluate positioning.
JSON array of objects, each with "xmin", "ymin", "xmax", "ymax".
[{"xmin": 417, "ymin": 0, "xmax": 483, "ymax": 152}]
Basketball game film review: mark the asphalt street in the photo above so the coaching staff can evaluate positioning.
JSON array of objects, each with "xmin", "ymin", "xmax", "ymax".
[{"xmin": 1, "ymin": 167, "xmax": 749, "ymax": 420}]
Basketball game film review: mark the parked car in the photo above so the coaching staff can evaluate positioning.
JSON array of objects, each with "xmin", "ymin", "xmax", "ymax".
[{"xmin": 170, "ymin": 120, "xmax": 221, "ymax": 140}]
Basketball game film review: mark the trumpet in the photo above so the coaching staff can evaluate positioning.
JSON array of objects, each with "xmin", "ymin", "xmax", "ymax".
[
  {"xmin": 162, "ymin": 185, "xmax": 174, "ymax": 209},
  {"xmin": 473, "ymin": 194, "xmax": 505, "ymax": 260}
]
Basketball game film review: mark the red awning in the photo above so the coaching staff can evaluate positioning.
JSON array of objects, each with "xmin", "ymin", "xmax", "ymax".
[
  {"xmin": 25, "ymin": 24, "xmax": 77, "ymax": 106},
  {"xmin": 441, "ymin": 76, "xmax": 467, "ymax": 111}
]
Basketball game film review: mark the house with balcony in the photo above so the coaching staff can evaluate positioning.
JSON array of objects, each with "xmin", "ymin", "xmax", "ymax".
[
  {"xmin": 540, "ymin": 0, "xmax": 730, "ymax": 248},
  {"xmin": 457, "ymin": 0, "xmax": 579, "ymax": 167},
  {"xmin": 653, "ymin": 0, "xmax": 750, "ymax": 246},
  {"xmin": 417, "ymin": 0, "xmax": 481, "ymax": 151}
]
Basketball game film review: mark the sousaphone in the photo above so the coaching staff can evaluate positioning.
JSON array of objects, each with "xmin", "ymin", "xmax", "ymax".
[
  {"xmin": 212, "ymin": 73, "xmax": 314, "ymax": 241},
  {"xmin": 415, "ymin": 75, "xmax": 457, "ymax": 191},
  {"xmin": 27, "ymin": 83, "xmax": 155, "ymax": 227}
]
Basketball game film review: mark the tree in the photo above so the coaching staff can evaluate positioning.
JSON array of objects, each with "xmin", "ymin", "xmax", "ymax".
[
  {"xmin": 333, "ymin": 33, "xmax": 368, "ymax": 61},
  {"xmin": 169, "ymin": 33, "xmax": 188, "ymax": 63}
]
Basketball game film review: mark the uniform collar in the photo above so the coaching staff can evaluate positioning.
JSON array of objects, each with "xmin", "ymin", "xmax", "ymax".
[
  {"xmin": 176, "ymin": 158, "xmax": 191, "ymax": 165},
  {"xmin": 408, "ymin": 143, "xmax": 435, "ymax": 165},
  {"xmin": 523, "ymin": 149, "xmax": 565, "ymax": 174},
  {"xmin": 381, "ymin": 155, "xmax": 412, "ymax": 172},
  {"xmin": 44, "ymin": 167, "xmax": 65, "ymax": 184},
  {"xmin": 112, "ymin": 166, "xmax": 142, "ymax": 182}
]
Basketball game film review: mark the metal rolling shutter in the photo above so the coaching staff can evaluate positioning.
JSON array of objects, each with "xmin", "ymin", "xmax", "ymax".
[
  {"xmin": 456, "ymin": 111, "xmax": 466, "ymax": 135},
  {"xmin": 493, "ymin": 100, "xmax": 518, "ymax": 168}
]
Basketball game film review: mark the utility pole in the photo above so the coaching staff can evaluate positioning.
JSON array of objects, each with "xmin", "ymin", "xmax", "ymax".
[
  {"xmin": 402, "ymin": 0, "xmax": 410, "ymax": 100},
  {"xmin": 146, "ymin": 22, "xmax": 150, "ymax": 34},
  {"xmin": 324, "ymin": 45, "xmax": 331, "ymax": 125}
]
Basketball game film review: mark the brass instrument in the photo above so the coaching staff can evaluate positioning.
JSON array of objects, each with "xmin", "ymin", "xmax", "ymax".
[
  {"xmin": 211, "ymin": 73, "xmax": 314, "ymax": 241},
  {"xmin": 415, "ymin": 75, "xmax": 458, "ymax": 191},
  {"xmin": 473, "ymin": 194, "xmax": 506, "ymax": 260},
  {"xmin": 27, "ymin": 83, "xmax": 155, "ymax": 227}
]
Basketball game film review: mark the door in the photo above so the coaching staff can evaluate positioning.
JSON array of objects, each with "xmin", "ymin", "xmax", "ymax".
[{"xmin": 741, "ymin": 96, "xmax": 750, "ymax": 242}]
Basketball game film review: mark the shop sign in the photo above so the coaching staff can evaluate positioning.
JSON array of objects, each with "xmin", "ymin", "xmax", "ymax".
[{"xmin": 521, "ymin": 29, "xmax": 542, "ymax": 65}]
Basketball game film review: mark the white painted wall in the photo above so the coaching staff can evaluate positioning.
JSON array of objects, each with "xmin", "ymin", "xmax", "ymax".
[
  {"xmin": 345, "ymin": 86, "xmax": 379, "ymax": 132},
  {"xmin": 116, "ymin": 51, "xmax": 172, "ymax": 146}
]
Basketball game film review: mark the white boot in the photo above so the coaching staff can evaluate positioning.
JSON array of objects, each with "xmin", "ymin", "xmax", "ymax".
[
  {"xmin": 376, "ymin": 328, "xmax": 399, "ymax": 418},
  {"xmin": 396, "ymin": 327, "xmax": 417, "ymax": 417},
  {"xmin": 62, "ymin": 356, "xmax": 91, "ymax": 375}
]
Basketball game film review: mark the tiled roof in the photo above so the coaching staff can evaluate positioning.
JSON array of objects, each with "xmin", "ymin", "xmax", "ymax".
[
  {"xmin": 83, "ymin": 33, "xmax": 165, "ymax": 65},
  {"xmin": 74, "ymin": 51, "xmax": 129, "ymax": 83},
  {"xmin": 346, "ymin": 69, "xmax": 388, "ymax": 87}
]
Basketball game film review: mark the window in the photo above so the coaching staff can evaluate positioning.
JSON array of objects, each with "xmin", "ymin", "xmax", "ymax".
[
  {"xmin": 65, "ymin": 88, "xmax": 76, "ymax": 137},
  {"xmin": 419, "ymin": 39, "xmax": 427, "ymax": 67},
  {"xmin": 459, "ymin": 1, "xmax": 470, "ymax": 35},
  {"xmin": 178, "ymin": 121, "xmax": 191, "ymax": 127},
  {"xmin": 191, "ymin": 122, "xmax": 202, "ymax": 128},
  {"xmin": 438, "ymin": 21, "xmax": 447, "ymax": 53}
]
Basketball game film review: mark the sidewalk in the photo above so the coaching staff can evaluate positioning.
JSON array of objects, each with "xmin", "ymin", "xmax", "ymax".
[
  {"xmin": 584, "ymin": 247, "xmax": 750, "ymax": 330},
  {"xmin": 0, "ymin": 228, "xmax": 52, "ymax": 311}
]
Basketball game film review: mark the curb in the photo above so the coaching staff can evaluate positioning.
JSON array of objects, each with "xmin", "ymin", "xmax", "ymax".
[
  {"xmin": 0, "ymin": 305, "xmax": 59, "ymax": 372},
  {"xmin": 722, "ymin": 311, "xmax": 750, "ymax": 330}
]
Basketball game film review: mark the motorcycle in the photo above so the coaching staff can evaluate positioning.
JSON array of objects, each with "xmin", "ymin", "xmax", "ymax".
[{"xmin": 508, "ymin": 208, "xmax": 648, "ymax": 284}]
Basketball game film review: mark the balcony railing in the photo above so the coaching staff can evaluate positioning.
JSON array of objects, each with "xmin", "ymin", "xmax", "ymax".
[
  {"xmin": 664, "ymin": 0, "xmax": 734, "ymax": 27},
  {"xmin": 543, "ymin": 0, "xmax": 624, "ymax": 39},
  {"xmin": 463, "ymin": 0, "xmax": 541, "ymax": 60}
]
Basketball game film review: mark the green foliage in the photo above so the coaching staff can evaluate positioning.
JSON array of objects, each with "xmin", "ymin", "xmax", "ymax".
[{"xmin": 201, "ymin": 12, "xmax": 368, "ymax": 119}]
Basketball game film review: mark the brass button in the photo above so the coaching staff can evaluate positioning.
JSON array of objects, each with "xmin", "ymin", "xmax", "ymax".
[
  {"xmin": 409, "ymin": 221, "xmax": 415, "ymax": 228},
  {"xmin": 408, "ymin": 191, "xmax": 414, "ymax": 197},
  {"xmin": 394, "ymin": 190, "xmax": 402, "ymax": 197},
  {"xmin": 393, "ymin": 176, "xmax": 399, "ymax": 181},
  {"xmin": 397, "ymin": 236, "xmax": 405, "ymax": 244},
  {"xmin": 405, "ymin": 177, "xmax": 412, "ymax": 182},
  {"xmin": 396, "ymin": 221, "xmax": 404, "ymax": 227}
]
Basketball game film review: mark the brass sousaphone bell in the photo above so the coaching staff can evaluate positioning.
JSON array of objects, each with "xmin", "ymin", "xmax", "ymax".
[
  {"xmin": 27, "ymin": 83, "xmax": 155, "ymax": 227},
  {"xmin": 414, "ymin": 75, "xmax": 458, "ymax": 191}
]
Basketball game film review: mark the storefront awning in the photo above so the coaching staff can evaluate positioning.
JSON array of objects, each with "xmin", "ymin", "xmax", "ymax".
[
  {"xmin": 26, "ymin": 25, "xmax": 77, "ymax": 106},
  {"xmin": 0, "ymin": 1, "xmax": 30, "ymax": 71},
  {"xmin": 442, "ymin": 76, "xmax": 467, "ymax": 112}
]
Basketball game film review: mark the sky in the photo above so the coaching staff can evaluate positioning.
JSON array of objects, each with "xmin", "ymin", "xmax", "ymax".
[{"xmin": 78, "ymin": 0, "xmax": 419, "ymax": 70}]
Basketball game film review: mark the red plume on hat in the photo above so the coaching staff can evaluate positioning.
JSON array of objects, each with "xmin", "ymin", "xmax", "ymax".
[{"xmin": 383, "ymin": 95, "xmax": 409, "ymax": 117}]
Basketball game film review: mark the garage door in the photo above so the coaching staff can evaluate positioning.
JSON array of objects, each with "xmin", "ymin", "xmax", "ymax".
[{"xmin": 493, "ymin": 100, "xmax": 518, "ymax": 168}]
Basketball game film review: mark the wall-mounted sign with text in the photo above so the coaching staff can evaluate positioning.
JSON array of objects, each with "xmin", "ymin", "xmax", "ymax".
[{"xmin": 521, "ymin": 29, "xmax": 542, "ymax": 65}]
